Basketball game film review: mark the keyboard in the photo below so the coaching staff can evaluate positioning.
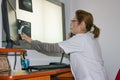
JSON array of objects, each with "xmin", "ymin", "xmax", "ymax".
[{"xmin": 28, "ymin": 64, "xmax": 70, "ymax": 71}]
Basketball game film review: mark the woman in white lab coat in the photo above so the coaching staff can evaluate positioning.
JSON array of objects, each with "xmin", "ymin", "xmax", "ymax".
[{"xmin": 21, "ymin": 10, "xmax": 109, "ymax": 80}]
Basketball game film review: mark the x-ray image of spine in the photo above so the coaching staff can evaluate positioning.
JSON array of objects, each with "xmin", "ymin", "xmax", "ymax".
[{"xmin": 17, "ymin": 19, "xmax": 31, "ymax": 38}]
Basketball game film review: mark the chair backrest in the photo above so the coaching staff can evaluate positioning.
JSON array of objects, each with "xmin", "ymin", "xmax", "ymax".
[{"xmin": 115, "ymin": 69, "xmax": 120, "ymax": 80}]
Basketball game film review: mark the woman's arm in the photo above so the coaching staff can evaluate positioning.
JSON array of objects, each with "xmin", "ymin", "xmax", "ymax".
[
  {"xmin": 31, "ymin": 40, "xmax": 64, "ymax": 53},
  {"xmin": 21, "ymin": 33, "xmax": 64, "ymax": 53}
]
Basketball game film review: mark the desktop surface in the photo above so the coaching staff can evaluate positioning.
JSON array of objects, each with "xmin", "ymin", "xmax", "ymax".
[{"xmin": 0, "ymin": 68, "xmax": 73, "ymax": 80}]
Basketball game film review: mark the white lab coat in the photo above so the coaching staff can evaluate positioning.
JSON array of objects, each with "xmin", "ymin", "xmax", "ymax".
[{"xmin": 58, "ymin": 32, "xmax": 109, "ymax": 80}]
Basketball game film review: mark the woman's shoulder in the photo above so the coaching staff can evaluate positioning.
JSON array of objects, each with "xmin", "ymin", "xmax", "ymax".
[{"xmin": 76, "ymin": 32, "xmax": 94, "ymax": 38}]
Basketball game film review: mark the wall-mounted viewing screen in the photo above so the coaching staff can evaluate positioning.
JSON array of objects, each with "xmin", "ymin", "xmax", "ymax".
[
  {"xmin": 31, "ymin": 0, "xmax": 65, "ymax": 43},
  {"xmin": 2, "ymin": 0, "xmax": 66, "ymax": 49}
]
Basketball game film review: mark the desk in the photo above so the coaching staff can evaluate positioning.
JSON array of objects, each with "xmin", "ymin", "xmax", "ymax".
[
  {"xmin": 0, "ymin": 68, "xmax": 74, "ymax": 80},
  {"xmin": 0, "ymin": 48, "xmax": 26, "ymax": 53}
]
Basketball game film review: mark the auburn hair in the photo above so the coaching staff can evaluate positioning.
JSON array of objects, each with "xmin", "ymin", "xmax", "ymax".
[{"xmin": 75, "ymin": 10, "xmax": 100, "ymax": 38}]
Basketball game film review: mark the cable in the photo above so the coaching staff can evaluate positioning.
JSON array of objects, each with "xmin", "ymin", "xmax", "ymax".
[
  {"xmin": 60, "ymin": 52, "xmax": 65, "ymax": 64},
  {"xmin": 13, "ymin": 52, "xmax": 17, "ymax": 70}
]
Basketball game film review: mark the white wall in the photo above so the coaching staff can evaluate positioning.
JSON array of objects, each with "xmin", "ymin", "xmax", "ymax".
[{"xmin": 70, "ymin": 0, "xmax": 120, "ymax": 80}]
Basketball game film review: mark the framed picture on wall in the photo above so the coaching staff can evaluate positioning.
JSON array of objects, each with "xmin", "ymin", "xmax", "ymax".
[
  {"xmin": 0, "ymin": 55, "xmax": 10, "ymax": 72},
  {"xmin": 19, "ymin": 0, "xmax": 33, "ymax": 12}
]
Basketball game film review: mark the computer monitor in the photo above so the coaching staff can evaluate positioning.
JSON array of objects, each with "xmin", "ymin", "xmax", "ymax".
[
  {"xmin": 2, "ymin": 0, "xmax": 19, "ymax": 48},
  {"xmin": 2, "ymin": 0, "xmax": 66, "ymax": 49}
]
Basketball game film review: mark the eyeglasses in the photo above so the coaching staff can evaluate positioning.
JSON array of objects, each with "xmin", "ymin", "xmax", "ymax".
[{"xmin": 71, "ymin": 19, "xmax": 78, "ymax": 22}]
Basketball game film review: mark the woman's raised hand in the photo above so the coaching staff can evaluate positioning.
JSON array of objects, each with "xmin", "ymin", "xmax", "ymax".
[{"xmin": 21, "ymin": 33, "xmax": 32, "ymax": 44}]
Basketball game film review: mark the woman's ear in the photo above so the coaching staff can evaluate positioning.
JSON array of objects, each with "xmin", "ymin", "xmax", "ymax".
[
  {"xmin": 79, "ymin": 21, "xmax": 86, "ymax": 32},
  {"xmin": 80, "ymin": 21, "xmax": 85, "ymax": 27}
]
